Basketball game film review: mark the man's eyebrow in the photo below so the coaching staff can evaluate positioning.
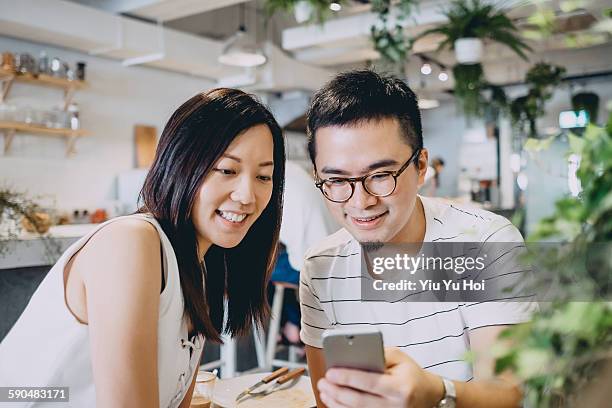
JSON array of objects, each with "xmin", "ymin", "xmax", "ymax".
[
  {"xmin": 320, "ymin": 159, "xmax": 399, "ymax": 176},
  {"xmin": 222, "ymin": 154, "xmax": 273, "ymax": 167}
]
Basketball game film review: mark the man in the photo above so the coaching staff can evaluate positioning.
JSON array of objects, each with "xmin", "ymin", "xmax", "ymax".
[{"xmin": 299, "ymin": 70, "xmax": 536, "ymax": 408}]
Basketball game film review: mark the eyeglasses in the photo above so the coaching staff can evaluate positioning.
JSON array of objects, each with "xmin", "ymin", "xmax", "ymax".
[{"xmin": 315, "ymin": 148, "xmax": 422, "ymax": 203}]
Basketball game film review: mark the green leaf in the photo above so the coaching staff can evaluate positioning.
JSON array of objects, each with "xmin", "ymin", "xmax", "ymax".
[
  {"xmin": 568, "ymin": 132, "xmax": 586, "ymax": 154},
  {"xmin": 515, "ymin": 348, "xmax": 552, "ymax": 378}
]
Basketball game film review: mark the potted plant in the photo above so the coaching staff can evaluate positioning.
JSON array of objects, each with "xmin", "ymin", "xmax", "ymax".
[
  {"xmin": 294, "ymin": 0, "xmax": 314, "ymax": 23},
  {"xmin": 416, "ymin": 0, "xmax": 531, "ymax": 64},
  {"xmin": 369, "ymin": 0, "xmax": 417, "ymax": 64},
  {"xmin": 510, "ymin": 90, "xmax": 541, "ymax": 138},
  {"xmin": 452, "ymin": 63, "xmax": 486, "ymax": 118},
  {"xmin": 510, "ymin": 62, "xmax": 566, "ymax": 137},
  {"xmin": 0, "ymin": 188, "xmax": 59, "ymax": 260},
  {"xmin": 572, "ymin": 91, "xmax": 599, "ymax": 124},
  {"xmin": 525, "ymin": 62, "xmax": 566, "ymax": 99},
  {"xmin": 265, "ymin": 0, "xmax": 344, "ymax": 24}
]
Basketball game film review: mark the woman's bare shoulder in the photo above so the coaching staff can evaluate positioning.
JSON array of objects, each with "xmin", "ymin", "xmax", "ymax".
[
  {"xmin": 90, "ymin": 217, "xmax": 160, "ymax": 247},
  {"xmin": 73, "ymin": 217, "xmax": 162, "ymax": 281}
]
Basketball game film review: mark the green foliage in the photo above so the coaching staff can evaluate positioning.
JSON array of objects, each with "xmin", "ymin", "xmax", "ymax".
[
  {"xmin": 483, "ymin": 84, "xmax": 509, "ymax": 122},
  {"xmin": 0, "ymin": 188, "xmax": 61, "ymax": 261},
  {"xmin": 370, "ymin": 0, "xmax": 418, "ymax": 64},
  {"xmin": 416, "ymin": 0, "xmax": 531, "ymax": 60},
  {"xmin": 526, "ymin": 62, "xmax": 566, "ymax": 98},
  {"xmin": 413, "ymin": 0, "xmax": 532, "ymax": 119},
  {"xmin": 452, "ymin": 63, "xmax": 486, "ymax": 118},
  {"xmin": 511, "ymin": 62, "xmax": 566, "ymax": 138},
  {"xmin": 511, "ymin": 90, "xmax": 542, "ymax": 138},
  {"xmin": 494, "ymin": 115, "xmax": 612, "ymax": 407}
]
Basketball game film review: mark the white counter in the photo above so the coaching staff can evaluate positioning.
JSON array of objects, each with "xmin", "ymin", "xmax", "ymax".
[{"xmin": 0, "ymin": 224, "xmax": 97, "ymax": 269}]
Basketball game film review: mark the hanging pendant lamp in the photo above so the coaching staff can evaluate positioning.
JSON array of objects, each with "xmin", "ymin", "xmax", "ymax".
[{"xmin": 218, "ymin": 4, "xmax": 267, "ymax": 68}]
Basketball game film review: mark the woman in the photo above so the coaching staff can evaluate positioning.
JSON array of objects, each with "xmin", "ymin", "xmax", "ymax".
[{"xmin": 0, "ymin": 88, "xmax": 285, "ymax": 407}]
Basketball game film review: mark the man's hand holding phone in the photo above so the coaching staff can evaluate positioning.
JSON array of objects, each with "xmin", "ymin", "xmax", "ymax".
[{"xmin": 318, "ymin": 347, "xmax": 445, "ymax": 408}]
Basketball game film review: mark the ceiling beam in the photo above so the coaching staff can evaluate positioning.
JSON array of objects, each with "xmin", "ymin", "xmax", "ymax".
[{"xmin": 125, "ymin": 0, "xmax": 249, "ymax": 22}]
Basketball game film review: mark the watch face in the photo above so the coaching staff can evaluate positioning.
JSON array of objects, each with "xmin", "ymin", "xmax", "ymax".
[{"xmin": 439, "ymin": 398, "xmax": 456, "ymax": 408}]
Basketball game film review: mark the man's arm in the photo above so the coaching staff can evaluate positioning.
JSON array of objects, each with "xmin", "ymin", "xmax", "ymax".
[
  {"xmin": 316, "ymin": 325, "xmax": 523, "ymax": 408},
  {"xmin": 453, "ymin": 325, "xmax": 522, "ymax": 407}
]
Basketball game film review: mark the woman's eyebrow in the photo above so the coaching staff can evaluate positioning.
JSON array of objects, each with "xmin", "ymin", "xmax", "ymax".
[
  {"xmin": 221, "ymin": 154, "xmax": 273, "ymax": 167},
  {"xmin": 221, "ymin": 153, "xmax": 241, "ymax": 163},
  {"xmin": 321, "ymin": 159, "xmax": 398, "ymax": 175}
]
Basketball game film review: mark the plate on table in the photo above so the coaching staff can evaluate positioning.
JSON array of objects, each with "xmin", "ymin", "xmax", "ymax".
[{"xmin": 212, "ymin": 372, "xmax": 316, "ymax": 408}]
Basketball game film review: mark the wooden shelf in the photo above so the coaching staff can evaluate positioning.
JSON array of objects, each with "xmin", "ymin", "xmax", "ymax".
[
  {"xmin": 0, "ymin": 69, "xmax": 87, "ymax": 90},
  {"xmin": 0, "ymin": 69, "xmax": 87, "ymax": 110},
  {"xmin": 0, "ymin": 68, "xmax": 89, "ymax": 156},
  {"xmin": 0, "ymin": 121, "xmax": 89, "ymax": 156}
]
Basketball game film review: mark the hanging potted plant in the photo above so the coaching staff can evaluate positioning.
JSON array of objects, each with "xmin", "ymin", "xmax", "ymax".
[
  {"xmin": 265, "ymin": 0, "xmax": 344, "ymax": 24},
  {"xmin": 416, "ymin": 0, "xmax": 531, "ymax": 64},
  {"xmin": 510, "ymin": 90, "xmax": 541, "ymax": 138},
  {"xmin": 509, "ymin": 62, "xmax": 566, "ymax": 137},
  {"xmin": 525, "ymin": 62, "xmax": 565, "ymax": 99},
  {"xmin": 294, "ymin": 1, "xmax": 314, "ymax": 23},
  {"xmin": 369, "ymin": 0, "xmax": 417, "ymax": 64},
  {"xmin": 572, "ymin": 91, "xmax": 599, "ymax": 124},
  {"xmin": 452, "ymin": 63, "xmax": 486, "ymax": 118}
]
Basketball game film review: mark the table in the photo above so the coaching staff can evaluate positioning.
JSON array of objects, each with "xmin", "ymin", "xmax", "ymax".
[{"xmin": 209, "ymin": 372, "xmax": 316, "ymax": 408}]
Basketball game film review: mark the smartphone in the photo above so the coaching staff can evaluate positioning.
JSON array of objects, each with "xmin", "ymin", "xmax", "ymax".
[{"xmin": 322, "ymin": 327, "xmax": 385, "ymax": 373}]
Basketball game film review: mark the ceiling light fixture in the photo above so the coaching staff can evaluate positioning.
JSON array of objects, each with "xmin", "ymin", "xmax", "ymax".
[
  {"xmin": 330, "ymin": 2, "xmax": 342, "ymax": 12},
  {"xmin": 218, "ymin": 4, "xmax": 266, "ymax": 68},
  {"xmin": 438, "ymin": 71, "xmax": 449, "ymax": 81},
  {"xmin": 420, "ymin": 63, "xmax": 432, "ymax": 75}
]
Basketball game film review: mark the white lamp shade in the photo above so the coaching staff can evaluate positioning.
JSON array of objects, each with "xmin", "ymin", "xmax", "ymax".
[{"xmin": 218, "ymin": 31, "xmax": 267, "ymax": 67}]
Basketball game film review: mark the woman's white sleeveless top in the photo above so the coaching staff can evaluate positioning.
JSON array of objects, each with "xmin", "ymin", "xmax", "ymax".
[{"xmin": 0, "ymin": 214, "xmax": 204, "ymax": 407}]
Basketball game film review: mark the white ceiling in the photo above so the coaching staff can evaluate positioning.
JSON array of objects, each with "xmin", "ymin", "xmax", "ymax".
[{"xmin": 27, "ymin": 0, "xmax": 612, "ymax": 94}]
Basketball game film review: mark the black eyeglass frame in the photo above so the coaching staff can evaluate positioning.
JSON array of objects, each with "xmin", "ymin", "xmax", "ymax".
[{"xmin": 314, "ymin": 148, "xmax": 422, "ymax": 203}]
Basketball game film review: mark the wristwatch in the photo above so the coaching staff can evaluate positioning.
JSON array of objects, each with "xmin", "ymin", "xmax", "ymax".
[{"xmin": 436, "ymin": 377, "xmax": 456, "ymax": 408}]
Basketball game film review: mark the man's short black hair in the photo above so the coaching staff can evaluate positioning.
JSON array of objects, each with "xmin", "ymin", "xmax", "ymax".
[{"xmin": 306, "ymin": 69, "xmax": 423, "ymax": 163}]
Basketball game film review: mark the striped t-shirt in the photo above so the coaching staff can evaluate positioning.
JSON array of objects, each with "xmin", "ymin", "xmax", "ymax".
[{"xmin": 299, "ymin": 196, "xmax": 537, "ymax": 381}]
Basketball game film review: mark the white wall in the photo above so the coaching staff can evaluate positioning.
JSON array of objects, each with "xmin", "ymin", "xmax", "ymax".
[
  {"xmin": 0, "ymin": 36, "xmax": 214, "ymax": 212},
  {"xmin": 421, "ymin": 102, "xmax": 478, "ymax": 198}
]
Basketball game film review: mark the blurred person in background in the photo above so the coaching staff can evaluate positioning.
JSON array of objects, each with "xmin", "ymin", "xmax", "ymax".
[
  {"xmin": 420, "ymin": 156, "xmax": 445, "ymax": 197},
  {"xmin": 272, "ymin": 160, "xmax": 338, "ymax": 345}
]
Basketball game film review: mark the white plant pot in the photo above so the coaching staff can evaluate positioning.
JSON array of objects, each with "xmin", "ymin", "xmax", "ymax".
[
  {"xmin": 454, "ymin": 38, "xmax": 483, "ymax": 64},
  {"xmin": 294, "ymin": 1, "xmax": 314, "ymax": 23}
]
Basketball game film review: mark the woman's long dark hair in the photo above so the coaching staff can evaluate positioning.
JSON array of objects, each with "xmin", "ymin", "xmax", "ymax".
[{"xmin": 139, "ymin": 88, "xmax": 285, "ymax": 343}]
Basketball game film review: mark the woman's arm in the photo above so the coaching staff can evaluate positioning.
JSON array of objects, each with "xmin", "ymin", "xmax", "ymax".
[{"xmin": 71, "ymin": 219, "xmax": 162, "ymax": 408}]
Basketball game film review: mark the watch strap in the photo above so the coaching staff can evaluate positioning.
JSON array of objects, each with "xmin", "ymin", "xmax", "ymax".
[{"xmin": 436, "ymin": 377, "xmax": 456, "ymax": 408}]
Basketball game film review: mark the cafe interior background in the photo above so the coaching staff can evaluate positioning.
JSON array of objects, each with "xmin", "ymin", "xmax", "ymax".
[{"xmin": 1, "ymin": 0, "xmax": 611, "ymax": 404}]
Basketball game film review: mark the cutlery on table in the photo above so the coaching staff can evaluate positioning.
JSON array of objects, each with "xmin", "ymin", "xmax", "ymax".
[
  {"xmin": 235, "ymin": 367, "xmax": 289, "ymax": 403},
  {"xmin": 243, "ymin": 368, "xmax": 306, "ymax": 399}
]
